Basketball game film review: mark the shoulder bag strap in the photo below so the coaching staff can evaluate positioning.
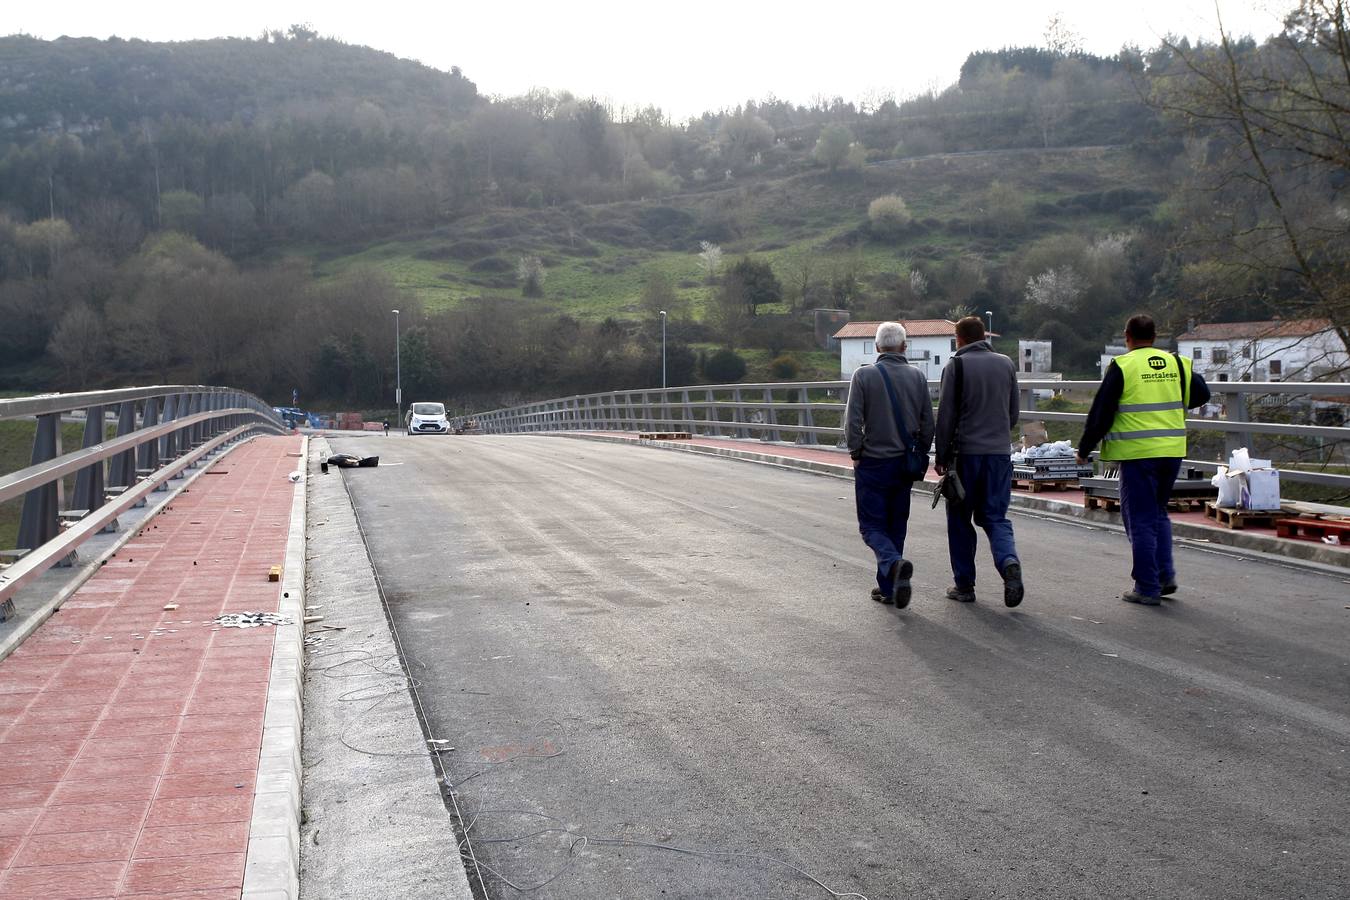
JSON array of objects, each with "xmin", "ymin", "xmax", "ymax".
[
  {"xmin": 874, "ymin": 364, "xmax": 915, "ymax": 453},
  {"xmin": 944, "ymin": 357, "xmax": 963, "ymax": 464},
  {"xmin": 1171, "ymin": 351, "xmax": 1189, "ymax": 408}
]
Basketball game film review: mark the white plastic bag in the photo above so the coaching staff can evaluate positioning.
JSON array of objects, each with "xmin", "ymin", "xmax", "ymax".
[{"xmin": 1212, "ymin": 466, "xmax": 1241, "ymax": 508}]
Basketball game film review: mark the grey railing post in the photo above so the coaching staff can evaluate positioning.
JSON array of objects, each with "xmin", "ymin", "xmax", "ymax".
[
  {"xmin": 732, "ymin": 388, "xmax": 747, "ymax": 439},
  {"xmin": 159, "ymin": 394, "xmax": 180, "ymax": 461},
  {"xmin": 798, "ymin": 386, "xmax": 818, "ymax": 445},
  {"xmin": 109, "ymin": 400, "xmax": 138, "ymax": 487},
  {"xmin": 139, "ymin": 396, "xmax": 161, "ymax": 473},
  {"xmin": 1226, "ymin": 390, "xmax": 1254, "ymax": 457},
  {"xmin": 764, "ymin": 387, "xmax": 780, "ymax": 442},
  {"xmin": 682, "ymin": 390, "xmax": 694, "ymax": 435},
  {"xmin": 707, "ymin": 389, "xmax": 721, "ymax": 437},
  {"xmin": 16, "ymin": 413, "xmax": 62, "ymax": 554},
  {"xmin": 72, "ymin": 405, "xmax": 107, "ymax": 513}
]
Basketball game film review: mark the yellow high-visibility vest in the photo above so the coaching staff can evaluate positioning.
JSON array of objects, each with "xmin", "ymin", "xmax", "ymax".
[{"xmin": 1100, "ymin": 348, "xmax": 1193, "ymax": 461}]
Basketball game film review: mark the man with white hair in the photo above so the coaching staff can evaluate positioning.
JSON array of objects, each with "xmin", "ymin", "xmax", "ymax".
[{"xmin": 844, "ymin": 321, "xmax": 934, "ymax": 608}]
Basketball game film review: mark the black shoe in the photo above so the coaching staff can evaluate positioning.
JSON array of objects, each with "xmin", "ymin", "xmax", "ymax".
[
  {"xmin": 891, "ymin": 560, "xmax": 914, "ymax": 609},
  {"xmin": 946, "ymin": 586, "xmax": 976, "ymax": 603},
  {"xmin": 1161, "ymin": 581, "xmax": 1178, "ymax": 597},
  {"xmin": 871, "ymin": 587, "xmax": 892, "ymax": 605},
  {"xmin": 1122, "ymin": 590, "xmax": 1162, "ymax": 606},
  {"xmin": 1001, "ymin": 562, "xmax": 1024, "ymax": 608}
]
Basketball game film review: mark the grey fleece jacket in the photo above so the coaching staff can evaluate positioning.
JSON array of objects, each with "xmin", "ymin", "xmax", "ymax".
[
  {"xmin": 844, "ymin": 353, "xmax": 935, "ymax": 460},
  {"xmin": 934, "ymin": 340, "xmax": 1019, "ymax": 462}
]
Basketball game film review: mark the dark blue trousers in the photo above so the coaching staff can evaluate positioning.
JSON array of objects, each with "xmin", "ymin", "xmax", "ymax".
[
  {"xmin": 1118, "ymin": 457, "xmax": 1181, "ymax": 597},
  {"xmin": 945, "ymin": 454, "xmax": 1019, "ymax": 590},
  {"xmin": 854, "ymin": 456, "xmax": 914, "ymax": 593}
]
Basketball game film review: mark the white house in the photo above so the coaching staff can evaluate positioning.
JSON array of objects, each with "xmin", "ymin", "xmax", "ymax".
[
  {"xmin": 1175, "ymin": 318, "xmax": 1348, "ymax": 383},
  {"xmin": 1017, "ymin": 340, "xmax": 1053, "ymax": 374},
  {"xmin": 835, "ymin": 320, "xmax": 972, "ymax": 380},
  {"xmin": 1099, "ymin": 343, "xmax": 1127, "ymax": 377}
]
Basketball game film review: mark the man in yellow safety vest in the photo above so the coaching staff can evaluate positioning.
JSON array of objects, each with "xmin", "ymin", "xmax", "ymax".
[{"xmin": 1076, "ymin": 314, "xmax": 1211, "ymax": 605}]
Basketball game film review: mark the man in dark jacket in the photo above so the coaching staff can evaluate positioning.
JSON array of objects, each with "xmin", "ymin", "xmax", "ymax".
[
  {"xmin": 844, "ymin": 322, "xmax": 935, "ymax": 608},
  {"xmin": 1076, "ymin": 314, "xmax": 1211, "ymax": 605},
  {"xmin": 934, "ymin": 316, "xmax": 1024, "ymax": 606}
]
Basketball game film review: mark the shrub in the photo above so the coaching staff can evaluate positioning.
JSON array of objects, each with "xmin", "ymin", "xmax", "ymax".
[
  {"xmin": 868, "ymin": 194, "xmax": 912, "ymax": 238},
  {"xmin": 704, "ymin": 348, "xmax": 747, "ymax": 383},
  {"xmin": 769, "ymin": 354, "xmax": 801, "ymax": 380}
]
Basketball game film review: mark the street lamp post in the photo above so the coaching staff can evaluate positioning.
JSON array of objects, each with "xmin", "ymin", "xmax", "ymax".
[
  {"xmin": 985, "ymin": 309, "xmax": 994, "ymax": 343},
  {"xmin": 392, "ymin": 309, "xmax": 402, "ymax": 433},
  {"xmin": 659, "ymin": 310, "xmax": 667, "ymax": 390}
]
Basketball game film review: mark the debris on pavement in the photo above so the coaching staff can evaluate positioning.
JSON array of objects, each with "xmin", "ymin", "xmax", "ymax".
[
  {"xmin": 213, "ymin": 611, "xmax": 295, "ymax": 628},
  {"xmin": 325, "ymin": 454, "xmax": 380, "ymax": 469}
]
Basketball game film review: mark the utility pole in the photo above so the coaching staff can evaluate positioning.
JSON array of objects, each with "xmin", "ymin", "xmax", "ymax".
[{"xmin": 392, "ymin": 309, "xmax": 402, "ymax": 433}]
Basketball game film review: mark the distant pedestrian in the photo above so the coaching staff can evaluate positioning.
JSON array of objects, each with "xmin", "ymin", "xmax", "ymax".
[
  {"xmin": 844, "ymin": 322, "xmax": 934, "ymax": 608},
  {"xmin": 934, "ymin": 316, "xmax": 1024, "ymax": 607},
  {"xmin": 383, "ymin": 419, "xmax": 390, "ymax": 436},
  {"xmin": 1076, "ymin": 314, "xmax": 1210, "ymax": 605}
]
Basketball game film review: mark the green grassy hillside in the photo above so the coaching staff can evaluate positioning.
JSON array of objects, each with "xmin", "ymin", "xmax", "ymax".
[{"xmin": 309, "ymin": 146, "xmax": 1158, "ymax": 328}]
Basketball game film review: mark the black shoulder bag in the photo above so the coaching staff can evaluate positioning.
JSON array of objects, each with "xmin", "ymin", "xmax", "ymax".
[
  {"xmin": 874, "ymin": 363, "xmax": 930, "ymax": 482},
  {"xmin": 932, "ymin": 357, "xmax": 966, "ymax": 508}
]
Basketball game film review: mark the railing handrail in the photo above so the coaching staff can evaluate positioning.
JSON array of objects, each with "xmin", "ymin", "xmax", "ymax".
[
  {"xmin": 450, "ymin": 376, "xmax": 1350, "ymax": 493},
  {"xmin": 0, "ymin": 385, "xmax": 288, "ymax": 608},
  {"xmin": 0, "ymin": 406, "xmax": 260, "ymax": 506},
  {"xmin": 0, "ymin": 385, "xmax": 244, "ymax": 421}
]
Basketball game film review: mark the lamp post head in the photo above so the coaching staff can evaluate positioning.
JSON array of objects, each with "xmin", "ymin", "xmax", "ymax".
[
  {"xmin": 392, "ymin": 309, "xmax": 399, "ymax": 315},
  {"xmin": 659, "ymin": 310, "xmax": 666, "ymax": 317}
]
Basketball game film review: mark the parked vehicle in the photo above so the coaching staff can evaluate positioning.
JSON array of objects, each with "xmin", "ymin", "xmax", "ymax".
[{"xmin": 405, "ymin": 402, "xmax": 450, "ymax": 434}]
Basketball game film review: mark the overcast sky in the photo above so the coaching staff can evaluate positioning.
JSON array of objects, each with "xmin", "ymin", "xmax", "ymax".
[{"xmin": 8, "ymin": 1, "xmax": 1290, "ymax": 120}]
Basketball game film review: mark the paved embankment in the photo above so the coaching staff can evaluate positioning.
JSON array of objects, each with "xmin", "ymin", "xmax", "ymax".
[
  {"xmin": 298, "ymin": 436, "xmax": 471, "ymax": 899},
  {"xmin": 0, "ymin": 435, "xmax": 302, "ymax": 898}
]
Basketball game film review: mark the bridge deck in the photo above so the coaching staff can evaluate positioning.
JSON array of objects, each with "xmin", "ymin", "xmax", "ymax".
[
  {"xmin": 572, "ymin": 430, "xmax": 1349, "ymax": 563},
  {"xmin": 0, "ymin": 436, "xmax": 301, "ymax": 898}
]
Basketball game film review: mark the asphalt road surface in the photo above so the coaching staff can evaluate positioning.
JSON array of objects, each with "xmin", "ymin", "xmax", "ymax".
[{"xmin": 329, "ymin": 433, "xmax": 1349, "ymax": 900}]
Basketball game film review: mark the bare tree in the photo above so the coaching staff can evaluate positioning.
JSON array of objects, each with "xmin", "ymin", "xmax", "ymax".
[
  {"xmin": 1151, "ymin": 2, "xmax": 1350, "ymax": 352},
  {"xmin": 697, "ymin": 241, "xmax": 723, "ymax": 283}
]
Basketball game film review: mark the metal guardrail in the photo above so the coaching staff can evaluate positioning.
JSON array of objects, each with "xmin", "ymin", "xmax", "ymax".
[
  {"xmin": 0, "ymin": 385, "xmax": 287, "ymax": 609},
  {"xmin": 452, "ymin": 377, "xmax": 1350, "ymax": 490}
]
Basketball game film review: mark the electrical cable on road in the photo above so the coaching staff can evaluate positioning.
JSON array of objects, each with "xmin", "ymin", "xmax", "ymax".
[{"xmin": 342, "ymin": 487, "xmax": 491, "ymax": 898}]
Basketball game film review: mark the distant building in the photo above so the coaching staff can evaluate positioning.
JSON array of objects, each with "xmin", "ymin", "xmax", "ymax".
[
  {"xmin": 1175, "ymin": 318, "xmax": 1347, "ymax": 383},
  {"xmin": 1100, "ymin": 344, "xmax": 1127, "ymax": 377},
  {"xmin": 812, "ymin": 309, "xmax": 851, "ymax": 351},
  {"xmin": 834, "ymin": 320, "xmax": 975, "ymax": 380},
  {"xmin": 1017, "ymin": 340, "xmax": 1053, "ymax": 374}
]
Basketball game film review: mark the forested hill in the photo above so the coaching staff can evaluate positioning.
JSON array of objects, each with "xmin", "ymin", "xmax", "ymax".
[
  {"xmin": 1, "ymin": 17, "xmax": 1342, "ymax": 410},
  {"xmin": 0, "ymin": 30, "xmax": 478, "ymax": 134}
]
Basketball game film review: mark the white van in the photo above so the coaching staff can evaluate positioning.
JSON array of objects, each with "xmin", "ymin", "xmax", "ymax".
[{"xmin": 405, "ymin": 402, "xmax": 450, "ymax": 435}]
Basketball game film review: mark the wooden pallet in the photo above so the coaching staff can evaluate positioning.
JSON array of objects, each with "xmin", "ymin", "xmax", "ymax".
[
  {"xmin": 1204, "ymin": 502, "xmax": 1285, "ymax": 530},
  {"xmin": 1084, "ymin": 494, "xmax": 1210, "ymax": 514},
  {"xmin": 1275, "ymin": 517, "xmax": 1350, "ymax": 542},
  {"xmin": 1014, "ymin": 478, "xmax": 1076, "ymax": 494},
  {"xmin": 638, "ymin": 432, "xmax": 691, "ymax": 440},
  {"xmin": 1084, "ymin": 494, "xmax": 1120, "ymax": 512}
]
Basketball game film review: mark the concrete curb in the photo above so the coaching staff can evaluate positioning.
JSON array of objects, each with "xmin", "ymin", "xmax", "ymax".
[
  {"xmin": 242, "ymin": 434, "xmax": 308, "ymax": 900},
  {"xmin": 545, "ymin": 431, "xmax": 1350, "ymax": 575},
  {"xmin": 0, "ymin": 435, "xmax": 263, "ymax": 664}
]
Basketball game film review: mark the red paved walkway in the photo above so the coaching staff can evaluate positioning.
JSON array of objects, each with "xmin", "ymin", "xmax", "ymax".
[{"xmin": 0, "ymin": 435, "xmax": 302, "ymax": 898}]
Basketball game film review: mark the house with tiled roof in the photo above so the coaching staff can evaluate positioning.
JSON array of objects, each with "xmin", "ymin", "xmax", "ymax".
[
  {"xmin": 1175, "ymin": 318, "xmax": 1347, "ymax": 382},
  {"xmin": 833, "ymin": 320, "xmax": 982, "ymax": 379}
]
